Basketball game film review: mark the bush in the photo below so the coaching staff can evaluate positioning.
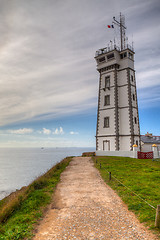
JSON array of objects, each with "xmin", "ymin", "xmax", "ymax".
[
  {"xmin": 82, "ymin": 152, "xmax": 95, "ymax": 157},
  {"xmin": 32, "ymin": 179, "xmax": 48, "ymax": 190}
]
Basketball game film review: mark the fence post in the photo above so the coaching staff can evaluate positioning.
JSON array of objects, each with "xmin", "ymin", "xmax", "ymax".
[
  {"xmin": 155, "ymin": 205, "xmax": 160, "ymax": 228},
  {"xmin": 100, "ymin": 163, "xmax": 101, "ymax": 169},
  {"xmin": 109, "ymin": 172, "xmax": 111, "ymax": 181}
]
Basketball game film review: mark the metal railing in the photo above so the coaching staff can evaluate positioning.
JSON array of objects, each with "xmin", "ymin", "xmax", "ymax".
[{"xmin": 95, "ymin": 43, "xmax": 134, "ymax": 57}]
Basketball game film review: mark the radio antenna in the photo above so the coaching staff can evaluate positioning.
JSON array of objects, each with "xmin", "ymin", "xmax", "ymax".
[{"xmin": 113, "ymin": 13, "xmax": 126, "ymax": 51}]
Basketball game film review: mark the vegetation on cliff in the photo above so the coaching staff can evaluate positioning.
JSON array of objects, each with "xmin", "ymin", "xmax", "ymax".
[{"xmin": 0, "ymin": 157, "xmax": 71, "ymax": 240}]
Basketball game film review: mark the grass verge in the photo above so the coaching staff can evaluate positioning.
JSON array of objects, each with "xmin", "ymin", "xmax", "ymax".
[
  {"xmin": 0, "ymin": 157, "xmax": 72, "ymax": 240},
  {"xmin": 93, "ymin": 156, "xmax": 160, "ymax": 237}
]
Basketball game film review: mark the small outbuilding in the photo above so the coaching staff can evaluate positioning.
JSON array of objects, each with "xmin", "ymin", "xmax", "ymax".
[{"xmin": 141, "ymin": 132, "xmax": 160, "ymax": 151}]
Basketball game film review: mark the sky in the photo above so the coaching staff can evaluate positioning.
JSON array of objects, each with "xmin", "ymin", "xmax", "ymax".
[{"xmin": 0, "ymin": 0, "xmax": 160, "ymax": 148}]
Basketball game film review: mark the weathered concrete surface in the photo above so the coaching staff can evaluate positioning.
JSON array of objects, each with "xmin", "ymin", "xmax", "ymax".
[{"xmin": 33, "ymin": 157, "xmax": 158, "ymax": 239}]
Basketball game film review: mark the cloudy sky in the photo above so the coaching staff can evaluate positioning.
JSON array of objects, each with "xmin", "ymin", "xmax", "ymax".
[{"xmin": 0, "ymin": 0, "xmax": 159, "ymax": 147}]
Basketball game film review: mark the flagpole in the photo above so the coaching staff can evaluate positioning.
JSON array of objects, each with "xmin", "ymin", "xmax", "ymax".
[{"xmin": 120, "ymin": 12, "xmax": 123, "ymax": 50}]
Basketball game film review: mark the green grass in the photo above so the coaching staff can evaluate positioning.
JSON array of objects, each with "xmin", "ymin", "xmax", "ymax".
[
  {"xmin": 0, "ymin": 157, "xmax": 71, "ymax": 240},
  {"xmin": 93, "ymin": 156, "xmax": 160, "ymax": 237}
]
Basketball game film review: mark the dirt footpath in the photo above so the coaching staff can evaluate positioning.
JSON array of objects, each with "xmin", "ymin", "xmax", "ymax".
[{"xmin": 33, "ymin": 157, "xmax": 157, "ymax": 240}]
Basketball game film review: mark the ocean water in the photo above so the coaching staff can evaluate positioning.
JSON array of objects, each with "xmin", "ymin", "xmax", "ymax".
[{"xmin": 0, "ymin": 147, "xmax": 95, "ymax": 200}]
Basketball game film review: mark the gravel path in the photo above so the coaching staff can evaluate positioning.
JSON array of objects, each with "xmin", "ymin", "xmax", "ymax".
[{"xmin": 33, "ymin": 157, "xmax": 157, "ymax": 239}]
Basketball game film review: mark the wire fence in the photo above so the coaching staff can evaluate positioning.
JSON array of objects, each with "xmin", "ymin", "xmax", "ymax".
[
  {"xmin": 108, "ymin": 171, "xmax": 156, "ymax": 210},
  {"xmin": 95, "ymin": 159, "xmax": 160, "ymax": 228},
  {"xmin": 98, "ymin": 162, "xmax": 156, "ymax": 210}
]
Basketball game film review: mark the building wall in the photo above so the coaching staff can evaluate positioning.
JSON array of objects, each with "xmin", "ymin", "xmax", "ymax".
[
  {"xmin": 118, "ymin": 86, "xmax": 128, "ymax": 107},
  {"xmin": 133, "ymin": 108, "xmax": 139, "ymax": 135},
  {"xmin": 96, "ymin": 150, "xmax": 135, "ymax": 158},
  {"xmin": 96, "ymin": 136, "xmax": 115, "ymax": 151},
  {"xmin": 98, "ymin": 109, "xmax": 115, "ymax": 135},
  {"xmin": 119, "ymin": 136, "xmax": 131, "ymax": 151},
  {"xmin": 118, "ymin": 108, "xmax": 130, "ymax": 135},
  {"xmin": 141, "ymin": 143, "xmax": 160, "ymax": 152},
  {"xmin": 101, "ymin": 71, "xmax": 115, "ymax": 88},
  {"xmin": 117, "ymin": 69, "xmax": 127, "ymax": 86},
  {"xmin": 99, "ymin": 89, "xmax": 115, "ymax": 109},
  {"xmin": 119, "ymin": 57, "xmax": 134, "ymax": 70}
]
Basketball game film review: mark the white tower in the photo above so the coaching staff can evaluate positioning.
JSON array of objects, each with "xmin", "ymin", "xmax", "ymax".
[{"xmin": 95, "ymin": 14, "xmax": 140, "ymax": 153}]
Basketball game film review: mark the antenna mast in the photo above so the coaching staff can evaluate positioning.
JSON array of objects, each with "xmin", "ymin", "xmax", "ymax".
[{"xmin": 113, "ymin": 13, "xmax": 126, "ymax": 51}]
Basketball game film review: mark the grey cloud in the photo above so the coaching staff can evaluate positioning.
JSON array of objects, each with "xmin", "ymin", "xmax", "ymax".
[{"xmin": 0, "ymin": 0, "xmax": 159, "ymax": 126}]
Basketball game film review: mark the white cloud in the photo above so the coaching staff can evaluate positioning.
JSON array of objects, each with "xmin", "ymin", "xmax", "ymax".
[
  {"xmin": 42, "ymin": 128, "xmax": 51, "ymax": 135},
  {"xmin": 8, "ymin": 128, "xmax": 33, "ymax": 134},
  {"xmin": 137, "ymin": 68, "xmax": 160, "ymax": 89},
  {"xmin": 59, "ymin": 127, "xmax": 64, "ymax": 134},
  {"xmin": 70, "ymin": 131, "xmax": 79, "ymax": 135},
  {"xmin": 54, "ymin": 128, "xmax": 59, "ymax": 135},
  {"xmin": 53, "ymin": 127, "xmax": 64, "ymax": 135}
]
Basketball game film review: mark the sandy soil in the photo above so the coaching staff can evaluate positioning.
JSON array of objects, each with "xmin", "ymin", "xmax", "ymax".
[{"xmin": 33, "ymin": 157, "xmax": 158, "ymax": 240}]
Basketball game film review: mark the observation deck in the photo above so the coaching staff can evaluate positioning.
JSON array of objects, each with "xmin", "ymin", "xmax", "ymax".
[{"xmin": 95, "ymin": 44, "xmax": 134, "ymax": 57}]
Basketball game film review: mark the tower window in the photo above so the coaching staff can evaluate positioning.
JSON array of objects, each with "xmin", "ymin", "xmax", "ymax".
[
  {"xmin": 134, "ymin": 117, "xmax": 137, "ymax": 124},
  {"xmin": 99, "ymin": 57, "xmax": 105, "ymax": 63},
  {"xmin": 107, "ymin": 53, "xmax": 114, "ymax": 60},
  {"xmin": 136, "ymin": 140, "xmax": 138, "ymax": 146},
  {"xmin": 124, "ymin": 52, "xmax": 127, "ymax": 58},
  {"xmin": 104, "ymin": 117, "xmax": 110, "ymax": 128},
  {"xmin": 133, "ymin": 94, "xmax": 135, "ymax": 101},
  {"xmin": 129, "ymin": 52, "xmax": 133, "ymax": 60},
  {"xmin": 105, "ymin": 76, "xmax": 110, "ymax": 88},
  {"xmin": 120, "ymin": 52, "xmax": 127, "ymax": 59},
  {"xmin": 131, "ymin": 75, "xmax": 134, "ymax": 82},
  {"xmin": 104, "ymin": 95, "xmax": 110, "ymax": 106}
]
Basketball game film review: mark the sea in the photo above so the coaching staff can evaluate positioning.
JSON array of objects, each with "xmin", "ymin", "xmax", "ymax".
[{"xmin": 0, "ymin": 147, "xmax": 95, "ymax": 200}]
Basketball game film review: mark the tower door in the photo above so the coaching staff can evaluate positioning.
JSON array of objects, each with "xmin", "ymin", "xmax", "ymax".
[{"xmin": 103, "ymin": 140, "xmax": 110, "ymax": 151}]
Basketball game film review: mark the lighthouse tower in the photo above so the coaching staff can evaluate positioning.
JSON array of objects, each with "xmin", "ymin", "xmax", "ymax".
[{"xmin": 95, "ymin": 14, "xmax": 140, "ymax": 153}]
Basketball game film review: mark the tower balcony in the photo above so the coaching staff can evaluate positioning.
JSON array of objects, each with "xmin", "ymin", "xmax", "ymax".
[{"xmin": 95, "ymin": 44, "xmax": 134, "ymax": 57}]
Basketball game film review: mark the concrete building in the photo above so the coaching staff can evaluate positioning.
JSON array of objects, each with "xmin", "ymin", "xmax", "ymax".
[{"xmin": 95, "ymin": 14, "xmax": 140, "ymax": 156}]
